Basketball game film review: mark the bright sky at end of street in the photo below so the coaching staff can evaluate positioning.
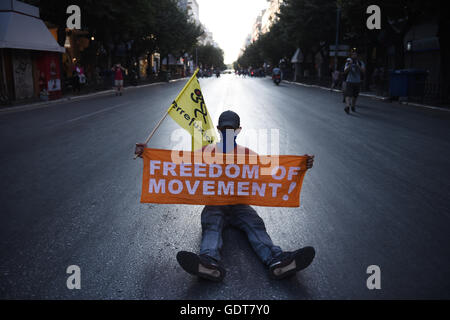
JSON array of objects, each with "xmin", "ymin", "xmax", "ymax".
[{"xmin": 196, "ymin": 0, "xmax": 269, "ymax": 65}]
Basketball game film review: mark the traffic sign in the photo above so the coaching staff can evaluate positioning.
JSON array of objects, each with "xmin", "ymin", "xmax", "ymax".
[
  {"xmin": 329, "ymin": 51, "xmax": 349, "ymax": 57},
  {"xmin": 329, "ymin": 45, "xmax": 350, "ymax": 51}
]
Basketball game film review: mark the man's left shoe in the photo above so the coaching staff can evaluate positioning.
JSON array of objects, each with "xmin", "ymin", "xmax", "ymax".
[
  {"xmin": 176, "ymin": 251, "xmax": 226, "ymax": 282},
  {"xmin": 269, "ymin": 247, "xmax": 315, "ymax": 280}
]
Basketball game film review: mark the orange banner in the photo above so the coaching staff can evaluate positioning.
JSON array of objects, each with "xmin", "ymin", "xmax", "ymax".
[{"xmin": 140, "ymin": 148, "xmax": 309, "ymax": 207}]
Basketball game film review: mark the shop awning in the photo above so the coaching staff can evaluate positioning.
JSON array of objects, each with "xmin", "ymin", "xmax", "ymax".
[{"xmin": 0, "ymin": 11, "xmax": 65, "ymax": 53}]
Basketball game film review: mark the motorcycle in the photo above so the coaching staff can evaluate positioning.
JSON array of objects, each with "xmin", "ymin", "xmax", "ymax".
[{"xmin": 273, "ymin": 74, "xmax": 281, "ymax": 85}]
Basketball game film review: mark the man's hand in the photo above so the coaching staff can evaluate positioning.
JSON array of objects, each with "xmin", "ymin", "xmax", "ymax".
[
  {"xmin": 344, "ymin": 62, "xmax": 351, "ymax": 73},
  {"xmin": 135, "ymin": 143, "xmax": 147, "ymax": 158},
  {"xmin": 305, "ymin": 155, "xmax": 315, "ymax": 169}
]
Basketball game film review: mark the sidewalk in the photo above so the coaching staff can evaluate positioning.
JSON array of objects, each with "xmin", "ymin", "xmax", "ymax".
[
  {"xmin": 283, "ymin": 79, "xmax": 450, "ymax": 113},
  {"xmin": 0, "ymin": 77, "xmax": 188, "ymax": 115}
]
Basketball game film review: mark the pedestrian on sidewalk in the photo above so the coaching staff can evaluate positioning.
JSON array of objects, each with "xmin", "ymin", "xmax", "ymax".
[
  {"xmin": 341, "ymin": 58, "xmax": 351, "ymax": 103},
  {"xmin": 330, "ymin": 68, "xmax": 341, "ymax": 91},
  {"xmin": 112, "ymin": 63, "xmax": 126, "ymax": 96},
  {"xmin": 343, "ymin": 50, "xmax": 365, "ymax": 114},
  {"xmin": 72, "ymin": 63, "xmax": 85, "ymax": 94}
]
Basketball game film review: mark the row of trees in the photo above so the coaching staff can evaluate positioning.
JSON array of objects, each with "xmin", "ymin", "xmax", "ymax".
[
  {"xmin": 27, "ymin": 0, "xmax": 225, "ymax": 72},
  {"xmin": 237, "ymin": 0, "xmax": 448, "ymax": 99},
  {"xmin": 29, "ymin": 0, "xmax": 201, "ymax": 67},
  {"xmin": 196, "ymin": 44, "xmax": 226, "ymax": 70}
]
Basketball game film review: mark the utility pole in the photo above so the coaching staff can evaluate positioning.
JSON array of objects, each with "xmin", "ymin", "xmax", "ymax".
[
  {"xmin": 196, "ymin": 47, "xmax": 198, "ymax": 69},
  {"xmin": 334, "ymin": 5, "xmax": 341, "ymax": 72}
]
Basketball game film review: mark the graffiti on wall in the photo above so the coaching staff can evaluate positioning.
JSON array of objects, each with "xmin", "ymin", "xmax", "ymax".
[{"xmin": 13, "ymin": 51, "xmax": 34, "ymax": 100}]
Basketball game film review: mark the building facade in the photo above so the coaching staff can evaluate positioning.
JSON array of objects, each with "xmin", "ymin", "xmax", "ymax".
[
  {"xmin": 0, "ymin": 0, "xmax": 65, "ymax": 103},
  {"xmin": 244, "ymin": 0, "xmax": 283, "ymax": 50},
  {"xmin": 178, "ymin": 0, "xmax": 200, "ymax": 25},
  {"xmin": 199, "ymin": 26, "xmax": 218, "ymax": 47},
  {"xmin": 251, "ymin": 10, "xmax": 265, "ymax": 43},
  {"xmin": 261, "ymin": 0, "xmax": 283, "ymax": 35}
]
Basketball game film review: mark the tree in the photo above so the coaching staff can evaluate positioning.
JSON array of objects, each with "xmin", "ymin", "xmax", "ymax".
[
  {"xmin": 237, "ymin": 0, "xmax": 337, "ymax": 73},
  {"xmin": 28, "ymin": 0, "xmax": 202, "ymax": 70},
  {"xmin": 237, "ymin": 41, "xmax": 264, "ymax": 69},
  {"xmin": 194, "ymin": 45, "xmax": 226, "ymax": 70},
  {"xmin": 154, "ymin": 0, "xmax": 203, "ymax": 67}
]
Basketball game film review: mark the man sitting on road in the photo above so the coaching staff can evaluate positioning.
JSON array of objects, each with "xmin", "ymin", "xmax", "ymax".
[{"xmin": 135, "ymin": 110, "xmax": 316, "ymax": 282}]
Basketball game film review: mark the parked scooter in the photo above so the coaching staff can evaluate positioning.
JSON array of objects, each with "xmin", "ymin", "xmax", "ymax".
[{"xmin": 273, "ymin": 74, "xmax": 281, "ymax": 85}]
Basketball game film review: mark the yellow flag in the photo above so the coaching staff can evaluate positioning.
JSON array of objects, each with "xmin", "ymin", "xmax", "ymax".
[{"xmin": 167, "ymin": 68, "xmax": 217, "ymax": 150}]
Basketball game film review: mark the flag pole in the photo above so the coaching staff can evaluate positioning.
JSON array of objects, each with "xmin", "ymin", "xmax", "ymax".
[
  {"xmin": 134, "ymin": 68, "xmax": 200, "ymax": 159},
  {"xmin": 143, "ymin": 110, "xmax": 170, "ymax": 145},
  {"xmin": 133, "ymin": 109, "xmax": 170, "ymax": 160}
]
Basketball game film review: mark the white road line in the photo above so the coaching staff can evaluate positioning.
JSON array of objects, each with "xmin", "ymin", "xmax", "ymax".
[
  {"xmin": 284, "ymin": 79, "xmax": 450, "ymax": 112},
  {"xmin": 0, "ymin": 78, "xmax": 188, "ymax": 116},
  {"xmin": 63, "ymin": 102, "xmax": 128, "ymax": 124}
]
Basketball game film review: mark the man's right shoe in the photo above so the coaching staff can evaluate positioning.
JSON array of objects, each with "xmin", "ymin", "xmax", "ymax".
[
  {"xmin": 176, "ymin": 251, "xmax": 225, "ymax": 282},
  {"xmin": 344, "ymin": 107, "xmax": 350, "ymax": 114},
  {"xmin": 269, "ymin": 246, "xmax": 316, "ymax": 280}
]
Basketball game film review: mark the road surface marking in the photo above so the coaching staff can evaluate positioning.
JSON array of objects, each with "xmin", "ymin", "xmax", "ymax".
[{"xmin": 63, "ymin": 102, "xmax": 129, "ymax": 124}]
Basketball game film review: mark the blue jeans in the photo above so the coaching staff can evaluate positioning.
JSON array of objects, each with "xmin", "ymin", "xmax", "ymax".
[{"xmin": 199, "ymin": 205, "xmax": 283, "ymax": 266}]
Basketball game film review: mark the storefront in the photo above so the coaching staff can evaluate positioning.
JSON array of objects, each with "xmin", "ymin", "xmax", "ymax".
[{"xmin": 0, "ymin": 0, "xmax": 65, "ymax": 103}]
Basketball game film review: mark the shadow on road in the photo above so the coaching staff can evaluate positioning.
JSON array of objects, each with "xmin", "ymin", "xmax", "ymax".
[{"xmin": 180, "ymin": 228, "xmax": 314, "ymax": 299}]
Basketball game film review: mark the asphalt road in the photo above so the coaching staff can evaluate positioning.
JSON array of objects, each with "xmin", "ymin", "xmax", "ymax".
[{"xmin": 1, "ymin": 75, "xmax": 449, "ymax": 299}]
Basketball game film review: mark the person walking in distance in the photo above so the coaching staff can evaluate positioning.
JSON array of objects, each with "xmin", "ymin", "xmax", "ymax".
[
  {"xmin": 330, "ymin": 68, "xmax": 340, "ymax": 91},
  {"xmin": 112, "ymin": 63, "xmax": 126, "ymax": 96},
  {"xmin": 343, "ymin": 50, "xmax": 365, "ymax": 114}
]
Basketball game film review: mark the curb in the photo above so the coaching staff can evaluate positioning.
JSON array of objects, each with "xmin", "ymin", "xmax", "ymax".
[
  {"xmin": 0, "ymin": 77, "xmax": 188, "ymax": 115},
  {"xmin": 284, "ymin": 79, "xmax": 449, "ymax": 113}
]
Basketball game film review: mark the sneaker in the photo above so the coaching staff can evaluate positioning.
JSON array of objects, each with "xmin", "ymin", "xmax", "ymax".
[
  {"xmin": 269, "ymin": 247, "xmax": 315, "ymax": 280},
  {"xmin": 351, "ymin": 106, "xmax": 356, "ymax": 112},
  {"xmin": 344, "ymin": 107, "xmax": 350, "ymax": 114},
  {"xmin": 176, "ymin": 251, "xmax": 225, "ymax": 282}
]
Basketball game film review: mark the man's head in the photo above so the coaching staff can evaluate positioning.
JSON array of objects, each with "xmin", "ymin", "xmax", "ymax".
[
  {"xmin": 350, "ymin": 51, "xmax": 358, "ymax": 60},
  {"xmin": 217, "ymin": 110, "xmax": 241, "ymax": 135}
]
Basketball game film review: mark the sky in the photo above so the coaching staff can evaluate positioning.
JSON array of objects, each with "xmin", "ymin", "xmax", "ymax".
[{"xmin": 196, "ymin": 0, "xmax": 269, "ymax": 65}]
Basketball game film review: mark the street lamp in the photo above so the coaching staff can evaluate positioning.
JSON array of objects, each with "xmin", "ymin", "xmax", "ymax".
[
  {"xmin": 334, "ymin": 6, "xmax": 341, "ymax": 72},
  {"xmin": 196, "ymin": 47, "xmax": 198, "ymax": 69}
]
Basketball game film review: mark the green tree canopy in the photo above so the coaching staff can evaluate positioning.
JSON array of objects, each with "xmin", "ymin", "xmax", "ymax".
[
  {"xmin": 194, "ymin": 44, "xmax": 226, "ymax": 70},
  {"xmin": 27, "ymin": 0, "xmax": 203, "ymax": 67}
]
